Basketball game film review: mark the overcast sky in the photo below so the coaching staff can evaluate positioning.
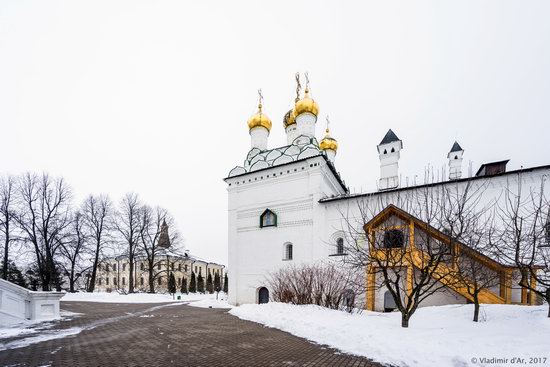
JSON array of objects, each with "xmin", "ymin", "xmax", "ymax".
[{"xmin": 1, "ymin": 1, "xmax": 549, "ymax": 265}]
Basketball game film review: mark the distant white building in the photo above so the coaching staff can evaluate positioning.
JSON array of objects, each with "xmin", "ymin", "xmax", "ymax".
[
  {"xmin": 94, "ymin": 222, "xmax": 225, "ymax": 293},
  {"xmin": 225, "ymin": 79, "xmax": 550, "ymax": 309}
]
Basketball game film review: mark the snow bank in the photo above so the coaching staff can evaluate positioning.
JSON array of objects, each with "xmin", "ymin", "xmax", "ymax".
[
  {"xmin": 61, "ymin": 291, "xmax": 220, "ymax": 303},
  {"xmin": 230, "ymin": 303, "xmax": 550, "ymax": 367}
]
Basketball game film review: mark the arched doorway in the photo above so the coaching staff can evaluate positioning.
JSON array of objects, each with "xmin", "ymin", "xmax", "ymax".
[
  {"xmin": 258, "ymin": 287, "xmax": 269, "ymax": 304},
  {"xmin": 384, "ymin": 291, "xmax": 396, "ymax": 312}
]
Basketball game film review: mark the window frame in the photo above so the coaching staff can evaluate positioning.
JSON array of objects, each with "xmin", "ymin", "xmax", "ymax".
[
  {"xmin": 283, "ymin": 242, "xmax": 293, "ymax": 261},
  {"xmin": 260, "ymin": 209, "xmax": 278, "ymax": 228}
]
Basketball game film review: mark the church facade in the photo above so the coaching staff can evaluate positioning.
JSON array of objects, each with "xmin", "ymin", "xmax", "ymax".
[{"xmin": 225, "ymin": 78, "xmax": 550, "ymax": 309}]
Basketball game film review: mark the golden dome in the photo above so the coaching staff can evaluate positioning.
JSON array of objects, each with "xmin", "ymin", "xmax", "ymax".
[
  {"xmin": 247, "ymin": 103, "xmax": 272, "ymax": 131},
  {"xmin": 320, "ymin": 128, "xmax": 338, "ymax": 151},
  {"xmin": 293, "ymin": 88, "xmax": 319, "ymax": 117},
  {"xmin": 283, "ymin": 109, "xmax": 296, "ymax": 129}
]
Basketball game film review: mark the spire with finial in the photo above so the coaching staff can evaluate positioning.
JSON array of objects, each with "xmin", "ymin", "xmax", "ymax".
[
  {"xmin": 247, "ymin": 88, "xmax": 271, "ymax": 150},
  {"xmin": 157, "ymin": 219, "xmax": 171, "ymax": 248},
  {"xmin": 293, "ymin": 72, "xmax": 319, "ymax": 138},
  {"xmin": 320, "ymin": 116, "xmax": 338, "ymax": 161}
]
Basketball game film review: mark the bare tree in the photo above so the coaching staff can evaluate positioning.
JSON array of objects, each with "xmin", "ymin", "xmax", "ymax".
[
  {"xmin": 341, "ymin": 181, "xmax": 489, "ymax": 327},
  {"xmin": 267, "ymin": 262, "xmax": 363, "ymax": 312},
  {"xmin": 115, "ymin": 193, "xmax": 142, "ymax": 293},
  {"xmin": 15, "ymin": 173, "xmax": 72, "ymax": 291},
  {"xmin": 138, "ymin": 205, "xmax": 181, "ymax": 293},
  {"xmin": 83, "ymin": 194, "xmax": 112, "ymax": 292},
  {"xmin": 59, "ymin": 210, "xmax": 90, "ymax": 292},
  {"xmin": 454, "ymin": 212, "xmax": 502, "ymax": 322},
  {"xmin": 498, "ymin": 175, "xmax": 550, "ymax": 317},
  {"xmin": 0, "ymin": 175, "xmax": 17, "ymax": 280}
]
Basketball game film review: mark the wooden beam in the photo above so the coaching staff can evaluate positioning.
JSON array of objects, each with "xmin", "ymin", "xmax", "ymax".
[
  {"xmin": 529, "ymin": 274, "xmax": 537, "ymax": 305},
  {"xmin": 366, "ymin": 265, "xmax": 375, "ymax": 311}
]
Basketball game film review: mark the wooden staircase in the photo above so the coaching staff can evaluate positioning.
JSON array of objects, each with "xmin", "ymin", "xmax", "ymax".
[{"xmin": 409, "ymin": 250, "xmax": 506, "ymax": 304}]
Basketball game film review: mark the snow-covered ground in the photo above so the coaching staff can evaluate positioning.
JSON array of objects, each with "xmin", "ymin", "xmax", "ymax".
[
  {"xmin": 61, "ymin": 291, "xmax": 224, "ymax": 303},
  {"xmin": 230, "ymin": 303, "xmax": 550, "ymax": 367}
]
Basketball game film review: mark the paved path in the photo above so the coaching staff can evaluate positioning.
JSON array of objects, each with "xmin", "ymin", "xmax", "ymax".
[{"xmin": 0, "ymin": 301, "xmax": 383, "ymax": 367}]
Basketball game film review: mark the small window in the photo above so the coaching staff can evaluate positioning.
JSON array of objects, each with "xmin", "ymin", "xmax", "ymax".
[
  {"xmin": 383, "ymin": 149, "xmax": 387, "ymax": 154},
  {"xmin": 157, "ymin": 263, "xmax": 161, "ymax": 270},
  {"xmin": 122, "ymin": 277, "xmax": 126, "ymax": 286},
  {"xmin": 140, "ymin": 277, "xmax": 144, "ymax": 286},
  {"xmin": 383, "ymin": 230, "xmax": 405, "ymax": 249},
  {"xmin": 113, "ymin": 277, "xmax": 117, "ymax": 286},
  {"xmin": 391, "ymin": 147, "xmax": 395, "ymax": 153},
  {"xmin": 178, "ymin": 263, "xmax": 182, "ymax": 271},
  {"xmin": 122, "ymin": 263, "xmax": 126, "ymax": 271},
  {"xmin": 260, "ymin": 209, "xmax": 277, "ymax": 228},
  {"xmin": 178, "ymin": 277, "xmax": 181, "ymax": 286},
  {"xmin": 336, "ymin": 238, "xmax": 345, "ymax": 255},
  {"xmin": 158, "ymin": 277, "xmax": 162, "ymax": 285},
  {"xmin": 106, "ymin": 264, "xmax": 109, "ymax": 272},
  {"xmin": 140, "ymin": 263, "xmax": 144, "ymax": 271},
  {"xmin": 284, "ymin": 243, "xmax": 293, "ymax": 260},
  {"xmin": 113, "ymin": 264, "xmax": 117, "ymax": 271},
  {"xmin": 98, "ymin": 278, "xmax": 102, "ymax": 286},
  {"xmin": 106, "ymin": 277, "xmax": 109, "ymax": 285}
]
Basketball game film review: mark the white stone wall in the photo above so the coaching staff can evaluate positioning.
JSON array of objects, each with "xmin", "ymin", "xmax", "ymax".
[
  {"xmin": 227, "ymin": 155, "xmax": 550, "ymax": 306},
  {"xmin": 0, "ymin": 279, "xmax": 64, "ymax": 325}
]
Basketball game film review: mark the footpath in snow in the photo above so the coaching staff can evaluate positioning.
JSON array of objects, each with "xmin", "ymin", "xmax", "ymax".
[
  {"xmin": 61, "ymin": 291, "xmax": 231, "ymax": 306},
  {"xmin": 229, "ymin": 302, "xmax": 550, "ymax": 367}
]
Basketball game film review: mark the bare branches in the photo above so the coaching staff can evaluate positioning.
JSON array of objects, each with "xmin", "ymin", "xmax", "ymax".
[
  {"xmin": 267, "ymin": 262, "xmax": 364, "ymax": 312},
  {"xmin": 83, "ymin": 194, "xmax": 113, "ymax": 292}
]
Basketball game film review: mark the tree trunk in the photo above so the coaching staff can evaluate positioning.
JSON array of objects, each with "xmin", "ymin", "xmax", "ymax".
[
  {"xmin": 87, "ymin": 245, "xmax": 100, "ymax": 292},
  {"xmin": 401, "ymin": 312, "xmax": 409, "ymax": 328},
  {"xmin": 148, "ymin": 265, "xmax": 155, "ymax": 293},
  {"xmin": 128, "ymin": 255, "xmax": 134, "ymax": 293},
  {"xmin": 2, "ymin": 220, "xmax": 9, "ymax": 280},
  {"xmin": 473, "ymin": 293, "xmax": 480, "ymax": 322}
]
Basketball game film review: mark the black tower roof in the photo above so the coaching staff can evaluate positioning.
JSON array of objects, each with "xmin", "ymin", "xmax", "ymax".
[{"xmin": 379, "ymin": 129, "xmax": 400, "ymax": 145}]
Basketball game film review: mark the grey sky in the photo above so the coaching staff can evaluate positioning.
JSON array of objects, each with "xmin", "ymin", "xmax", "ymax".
[{"xmin": 1, "ymin": 1, "xmax": 549, "ymax": 265}]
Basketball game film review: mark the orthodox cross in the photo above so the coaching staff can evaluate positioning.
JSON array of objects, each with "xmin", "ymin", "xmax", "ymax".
[
  {"xmin": 295, "ymin": 72, "xmax": 301, "ymax": 102},
  {"xmin": 257, "ymin": 89, "xmax": 263, "ymax": 110}
]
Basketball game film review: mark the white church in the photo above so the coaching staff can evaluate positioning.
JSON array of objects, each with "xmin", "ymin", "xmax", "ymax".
[{"xmin": 225, "ymin": 78, "xmax": 550, "ymax": 309}]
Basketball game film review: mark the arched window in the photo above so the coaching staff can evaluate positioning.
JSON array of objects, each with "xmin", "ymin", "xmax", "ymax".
[
  {"xmin": 383, "ymin": 229, "xmax": 405, "ymax": 248},
  {"xmin": 284, "ymin": 243, "xmax": 293, "ymax": 260},
  {"xmin": 336, "ymin": 238, "xmax": 345, "ymax": 255},
  {"xmin": 260, "ymin": 209, "xmax": 277, "ymax": 228},
  {"xmin": 391, "ymin": 147, "xmax": 395, "ymax": 153}
]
